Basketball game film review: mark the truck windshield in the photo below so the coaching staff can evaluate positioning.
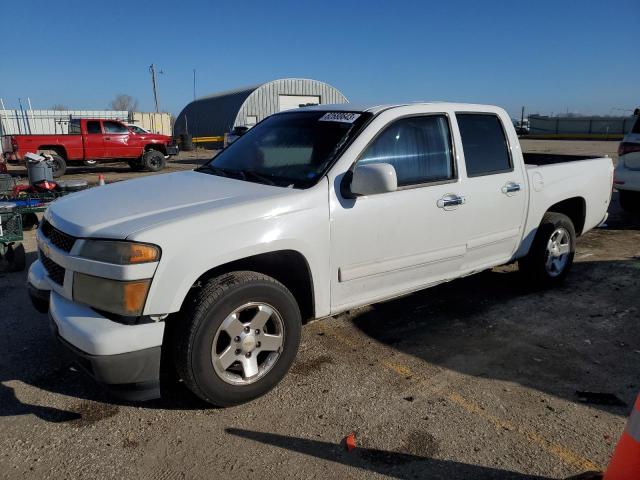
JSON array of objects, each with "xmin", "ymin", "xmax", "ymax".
[{"xmin": 197, "ymin": 111, "xmax": 371, "ymax": 188}]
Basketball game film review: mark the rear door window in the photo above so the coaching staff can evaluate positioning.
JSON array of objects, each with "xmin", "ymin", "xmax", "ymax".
[
  {"xmin": 456, "ymin": 114, "xmax": 512, "ymax": 177},
  {"xmin": 86, "ymin": 121, "xmax": 102, "ymax": 134}
]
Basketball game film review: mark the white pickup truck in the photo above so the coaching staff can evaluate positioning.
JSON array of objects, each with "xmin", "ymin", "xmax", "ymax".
[{"xmin": 28, "ymin": 103, "xmax": 613, "ymax": 406}]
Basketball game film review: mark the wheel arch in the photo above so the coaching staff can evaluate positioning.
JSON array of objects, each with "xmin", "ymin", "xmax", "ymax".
[
  {"xmin": 545, "ymin": 196, "xmax": 586, "ymax": 236},
  {"xmin": 37, "ymin": 145, "xmax": 67, "ymax": 159},
  {"xmin": 180, "ymin": 249, "xmax": 316, "ymax": 322},
  {"xmin": 144, "ymin": 143, "xmax": 167, "ymax": 155}
]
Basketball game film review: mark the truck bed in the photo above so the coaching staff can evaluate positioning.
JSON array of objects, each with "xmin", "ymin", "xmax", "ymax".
[{"xmin": 523, "ymin": 153, "xmax": 602, "ymax": 166}]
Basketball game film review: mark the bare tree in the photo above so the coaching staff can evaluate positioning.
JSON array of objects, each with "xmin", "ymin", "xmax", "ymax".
[
  {"xmin": 109, "ymin": 94, "xmax": 138, "ymax": 112},
  {"xmin": 50, "ymin": 104, "xmax": 69, "ymax": 110}
]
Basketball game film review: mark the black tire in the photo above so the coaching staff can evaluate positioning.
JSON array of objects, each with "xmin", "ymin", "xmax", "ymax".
[
  {"xmin": 29, "ymin": 289, "xmax": 49, "ymax": 314},
  {"xmin": 6, "ymin": 243, "xmax": 26, "ymax": 272},
  {"xmin": 519, "ymin": 212, "xmax": 576, "ymax": 287},
  {"xmin": 128, "ymin": 159, "xmax": 145, "ymax": 171},
  {"xmin": 142, "ymin": 150, "xmax": 166, "ymax": 172},
  {"xmin": 49, "ymin": 154, "xmax": 66, "ymax": 178},
  {"xmin": 619, "ymin": 190, "xmax": 640, "ymax": 212},
  {"xmin": 172, "ymin": 271, "xmax": 302, "ymax": 407},
  {"xmin": 21, "ymin": 212, "xmax": 39, "ymax": 231}
]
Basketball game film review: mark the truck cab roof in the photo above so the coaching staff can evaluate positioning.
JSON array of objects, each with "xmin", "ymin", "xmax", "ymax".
[{"xmin": 295, "ymin": 101, "xmax": 502, "ymax": 115}]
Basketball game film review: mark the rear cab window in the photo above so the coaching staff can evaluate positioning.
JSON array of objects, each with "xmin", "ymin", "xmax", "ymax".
[
  {"xmin": 69, "ymin": 120, "xmax": 81, "ymax": 134},
  {"xmin": 456, "ymin": 113, "xmax": 512, "ymax": 177}
]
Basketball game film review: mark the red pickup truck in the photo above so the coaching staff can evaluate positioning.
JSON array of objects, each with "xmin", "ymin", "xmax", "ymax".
[{"xmin": 2, "ymin": 118, "xmax": 178, "ymax": 177}]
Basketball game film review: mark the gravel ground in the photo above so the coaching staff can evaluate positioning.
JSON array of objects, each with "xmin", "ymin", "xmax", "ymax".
[{"xmin": 1, "ymin": 140, "xmax": 638, "ymax": 479}]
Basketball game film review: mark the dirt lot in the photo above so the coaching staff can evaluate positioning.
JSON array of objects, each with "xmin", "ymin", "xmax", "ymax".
[{"xmin": 1, "ymin": 141, "xmax": 638, "ymax": 479}]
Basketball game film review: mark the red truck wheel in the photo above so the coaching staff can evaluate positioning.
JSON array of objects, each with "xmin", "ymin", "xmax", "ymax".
[
  {"xmin": 142, "ymin": 150, "xmax": 166, "ymax": 172},
  {"xmin": 50, "ymin": 155, "xmax": 67, "ymax": 177}
]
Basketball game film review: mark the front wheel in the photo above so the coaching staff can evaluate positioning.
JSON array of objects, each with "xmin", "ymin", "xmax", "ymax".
[
  {"xmin": 142, "ymin": 150, "xmax": 166, "ymax": 172},
  {"xmin": 172, "ymin": 271, "xmax": 301, "ymax": 406},
  {"xmin": 519, "ymin": 212, "xmax": 576, "ymax": 287}
]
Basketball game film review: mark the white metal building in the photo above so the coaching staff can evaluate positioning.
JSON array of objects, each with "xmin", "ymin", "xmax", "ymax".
[{"xmin": 174, "ymin": 78, "xmax": 348, "ymax": 138}]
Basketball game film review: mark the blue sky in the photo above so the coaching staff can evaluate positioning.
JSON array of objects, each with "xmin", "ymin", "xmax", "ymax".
[{"xmin": 2, "ymin": 0, "xmax": 638, "ymax": 118}]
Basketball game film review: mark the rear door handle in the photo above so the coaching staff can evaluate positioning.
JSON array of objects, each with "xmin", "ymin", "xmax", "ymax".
[
  {"xmin": 437, "ymin": 194, "xmax": 466, "ymax": 210},
  {"xmin": 502, "ymin": 182, "xmax": 521, "ymax": 195}
]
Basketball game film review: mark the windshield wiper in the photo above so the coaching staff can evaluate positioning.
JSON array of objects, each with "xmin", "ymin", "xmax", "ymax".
[
  {"xmin": 237, "ymin": 169, "xmax": 276, "ymax": 186},
  {"xmin": 197, "ymin": 165, "xmax": 279, "ymax": 186},
  {"xmin": 195, "ymin": 164, "xmax": 230, "ymax": 177}
]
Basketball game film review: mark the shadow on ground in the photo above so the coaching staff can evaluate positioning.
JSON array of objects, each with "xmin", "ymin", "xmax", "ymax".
[
  {"xmin": 350, "ymin": 258, "xmax": 640, "ymax": 414},
  {"xmin": 226, "ymin": 428, "xmax": 551, "ymax": 479}
]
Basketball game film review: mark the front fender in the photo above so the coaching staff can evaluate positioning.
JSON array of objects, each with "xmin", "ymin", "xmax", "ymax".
[{"xmin": 136, "ymin": 183, "xmax": 331, "ymax": 318}]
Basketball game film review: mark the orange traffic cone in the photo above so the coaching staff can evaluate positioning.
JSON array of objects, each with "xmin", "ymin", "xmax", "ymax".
[
  {"xmin": 98, "ymin": 174, "xmax": 105, "ymax": 186},
  {"xmin": 603, "ymin": 393, "xmax": 640, "ymax": 480}
]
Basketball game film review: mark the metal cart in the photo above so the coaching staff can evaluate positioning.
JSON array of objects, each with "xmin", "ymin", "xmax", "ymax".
[
  {"xmin": 0, "ymin": 192, "xmax": 68, "ymax": 272},
  {"xmin": 0, "ymin": 208, "xmax": 25, "ymax": 272}
]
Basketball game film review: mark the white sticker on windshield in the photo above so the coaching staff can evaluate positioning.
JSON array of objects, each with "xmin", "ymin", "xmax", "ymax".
[{"xmin": 319, "ymin": 112, "xmax": 361, "ymax": 123}]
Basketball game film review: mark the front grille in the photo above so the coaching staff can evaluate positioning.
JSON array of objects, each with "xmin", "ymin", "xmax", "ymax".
[
  {"xmin": 40, "ymin": 251, "xmax": 65, "ymax": 285},
  {"xmin": 40, "ymin": 219, "xmax": 76, "ymax": 253}
]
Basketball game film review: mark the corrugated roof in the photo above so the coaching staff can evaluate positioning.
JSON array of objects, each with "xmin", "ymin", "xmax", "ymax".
[{"xmin": 174, "ymin": 78, "xmax": 348, "ymax": 138}]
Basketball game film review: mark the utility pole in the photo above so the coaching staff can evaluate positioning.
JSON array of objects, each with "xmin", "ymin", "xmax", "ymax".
[
  {"xmin": 193, "ymin": 69, "xmax": 196, "ymax": 101},
  {"xmin": 520, "ymin": 106, "xmax": 525, "ymax": 128},
  {"xmin": 149, "ymin": 64, "xmax": 160, "ymax": 112}
]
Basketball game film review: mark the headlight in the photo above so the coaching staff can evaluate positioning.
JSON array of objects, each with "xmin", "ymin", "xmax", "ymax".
[
  {"xmin": 78, "ymin": 240, "xmax": 160, "ymax": 264},
  {"xmin": 73, "ymin": 272, "xmax": 151, "ymax": 316}
]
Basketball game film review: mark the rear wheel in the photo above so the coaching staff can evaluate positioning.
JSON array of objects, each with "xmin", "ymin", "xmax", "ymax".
[
  {"xmin": 519, "ymin": 212, "xmax": 575, "ymax": 287},
  {"xmin": 619, "ymin": 190, "xmax": 640, "ymax": 212},
  {"xmin": 49, "ymin": 154, "xmax": 66, "ymax": 178},
  {"xmin": 142, "ymin": 150, "xmax": 166, "ymax": 172},
  {"xmin": 172, "ymin": 271, "xmax": 302, "ymax": 406}
]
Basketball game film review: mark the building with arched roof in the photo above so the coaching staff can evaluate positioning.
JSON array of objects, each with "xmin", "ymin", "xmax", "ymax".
[{"xmin": 174, "ymin": 78, "xmax": 348, "ymax": 138}]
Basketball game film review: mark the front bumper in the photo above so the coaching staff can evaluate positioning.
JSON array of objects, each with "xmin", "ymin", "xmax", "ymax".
[
  {"xmin": 48, "ymin": 291, "xmax": 164, "ymax": 401},
  {"xmin": 166, "ymin": 144, "xmax": 179, "ymax": 156},
  {"xmin": 29, "ymin": 258, "xmax": 165, "ymax": 400},
  {"xmin": 48, "ymin": 313, "xmax": 162, "ymax": 401}
]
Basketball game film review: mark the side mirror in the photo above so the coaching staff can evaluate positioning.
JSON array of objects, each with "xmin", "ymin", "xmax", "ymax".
[{"xmin": 350, "ymin": 163, "xmax": 398, "ymax": 196}]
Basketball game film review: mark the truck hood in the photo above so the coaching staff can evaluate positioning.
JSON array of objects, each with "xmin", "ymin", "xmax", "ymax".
[
  {"xmin": 46, "ymin": 171, "xmax": 295, "ymax": 239},
  {"xmin": 138, "ymin": 133, "xmax": 172, "ymax": 142}
]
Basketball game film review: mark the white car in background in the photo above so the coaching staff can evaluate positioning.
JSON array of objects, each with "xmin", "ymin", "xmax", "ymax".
[
  {"xmin": 224, "ymin": 125, "xmax": 251, "ymax": 147},
  {"xmin": 127, "ymin": 124, "xmax": 151, "ymax": 135},
  {"xmin": 615, "ymin": 110, "xmax": 640, "ymax": 211}
]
